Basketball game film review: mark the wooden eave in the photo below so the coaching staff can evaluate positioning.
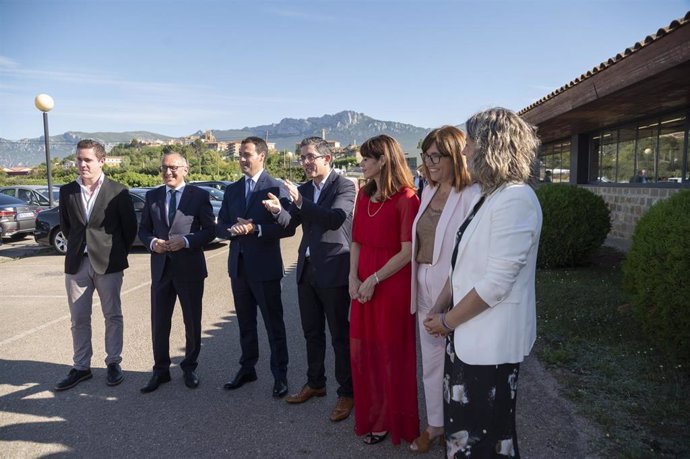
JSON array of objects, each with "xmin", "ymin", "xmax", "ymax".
[{"xmin": 520, "ymin": 12, "xmax": 690, "ymax": 143}]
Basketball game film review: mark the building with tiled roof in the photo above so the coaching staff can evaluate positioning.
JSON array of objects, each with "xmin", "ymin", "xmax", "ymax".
[{"xmin": 519, "ymin": 11, "xmax": 690, "ymax": 247}]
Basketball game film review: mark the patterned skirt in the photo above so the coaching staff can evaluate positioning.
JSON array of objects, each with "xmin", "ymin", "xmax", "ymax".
[{"xmin": 443, "ymin": 332, "xmax": 521, "ymax": 458}]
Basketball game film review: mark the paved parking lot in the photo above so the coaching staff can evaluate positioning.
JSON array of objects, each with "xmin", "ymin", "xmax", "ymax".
[{"xmin": 0, "ymin": 233, "xmax": 596, "ymax": 458}]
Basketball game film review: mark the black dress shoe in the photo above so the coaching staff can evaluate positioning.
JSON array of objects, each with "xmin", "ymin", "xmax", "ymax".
[
  {"xmin": 223, "ymin": 369, "xmax": 257, "ymax": 390},
  {"xmin": 55, "ymin": 368, "xmax": 93, "ymax": 391},
  {"xmin": 273, "ymin": 379, "xmax": 288, "ymax": 398},
  {"xmin": 184, "ymin": 370, "xmax": 200, "ymax": 389},
  {"xmin": 140, "ymin": 372, "xmax": 171, "ymax": 394},
  {"xmin": 106, "ymin": 363, "xmax": 124, "ymax": 386}
]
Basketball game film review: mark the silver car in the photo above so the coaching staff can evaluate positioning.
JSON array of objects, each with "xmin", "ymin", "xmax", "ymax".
[
  {"xmin": 0, "ymin": 194, "xmax": 39, "ymax": 240},
  {"xmin": 0, "ymin": 185, "xmax": 60, "ymax": 208}
]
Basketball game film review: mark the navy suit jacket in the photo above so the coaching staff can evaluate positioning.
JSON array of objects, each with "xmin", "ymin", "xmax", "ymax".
[
  {"xmin": 138, "ymin": 184, "xmax": 216, "ymax": 283},
  {"xmin": 216, "ymin": 172, "xmax": 294, "ymax": 281},
  {"xmin": 283, "ymin": 173, "xmax": 355, "ymax": 288},
  {"xmin": 59, "ymin": 177, "xmax": 137, "ymax": 275}
]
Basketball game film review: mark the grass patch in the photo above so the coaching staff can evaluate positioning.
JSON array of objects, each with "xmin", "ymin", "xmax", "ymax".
[{"xmin": 536, "ymin": 246, "xmax": 689, "ymax": 458}]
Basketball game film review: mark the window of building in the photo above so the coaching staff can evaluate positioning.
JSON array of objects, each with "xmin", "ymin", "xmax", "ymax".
[
  {"xmin": 589, "ymin": 111, "xmax": 688, "ymax": 185},
  {"xmin": 658, "ymin": 114, "xmax": 686, "ymax": 183},
  {"xmin": 601, "ymin": 130, "xmax": 618, "ymax": 183},
  {"xmin": 539, "ymin": 139, "xmax": 570, "ymax": 183},
  {"xmin": 618, "ymin": 127, "xmax": 636, "ymax": 183},
  {"xmin": 635, "ymin": 122, "xmax": 658, "ymax": 183}
]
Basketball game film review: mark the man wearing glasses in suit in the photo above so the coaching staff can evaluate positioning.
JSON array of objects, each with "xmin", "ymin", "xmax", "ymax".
[
  {"xmin": 263, "ymin": 137, "xmax": 356, "ymax": 421},
  {"xmin": 138, "ymin": 152, "xmax": 216, "ymax": 393}
]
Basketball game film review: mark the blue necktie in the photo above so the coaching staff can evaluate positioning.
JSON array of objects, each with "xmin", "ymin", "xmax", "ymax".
[
  {"xmin": 245, "ymin": 178, "xmax": 254, "ymax": 201},
  {"xmin": 168, "ymin": 189, "xmax": 176, "ymax": 225}
]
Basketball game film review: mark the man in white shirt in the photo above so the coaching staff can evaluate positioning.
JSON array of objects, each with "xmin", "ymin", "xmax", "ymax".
[{"xmin": 55, "ymin": 139, "xmax": 137, "ymax": 391}]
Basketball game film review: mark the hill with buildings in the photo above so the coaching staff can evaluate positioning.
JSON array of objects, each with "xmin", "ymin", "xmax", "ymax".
[
  {"xmin": 0, "ymin": 111, "xmax": 428, "ymax": 167},
  {"xmin": 218, "ymin": 110, "xmax": 429, "ymax": 153}
]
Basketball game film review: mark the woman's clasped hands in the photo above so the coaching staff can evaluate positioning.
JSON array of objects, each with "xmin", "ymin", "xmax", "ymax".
[
  {"xmin": 349, "ymin": 273, "xmax": 377, "ymax": 303},
  {"xmin": 423, "ymin": 313, "xmax": 450, "ymax": 338}
]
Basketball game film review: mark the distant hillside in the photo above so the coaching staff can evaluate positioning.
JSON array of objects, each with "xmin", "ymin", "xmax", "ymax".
[
  {"xmin": 0, "ymin": 112, "xmax": 428, "ymax": 167},
  {"xmin": 0, "ymin": 131, "xmax": 175, "ymax": 167},
  {"xmin": 229, "ymin": 111, "xmax": 428, "ymax": 154}
]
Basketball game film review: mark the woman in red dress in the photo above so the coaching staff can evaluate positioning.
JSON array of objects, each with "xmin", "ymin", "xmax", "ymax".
[{"xmin": 349, "ymin": 134, "xmax": 421, "ymax": 446}]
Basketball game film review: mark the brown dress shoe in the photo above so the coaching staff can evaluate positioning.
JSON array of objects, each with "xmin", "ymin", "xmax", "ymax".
[
  {"xmin": 330, "ymin": 396, "xmax": 354, "ymax": 422},
  {"xmin": 285, "ymin": 384, "xmax": 327, "ymax": 404}
]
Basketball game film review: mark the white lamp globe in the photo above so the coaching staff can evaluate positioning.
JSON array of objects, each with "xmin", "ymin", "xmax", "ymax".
[{"xmin": 35, "ymin": 94, "xmax": 55, "ymax": 112}]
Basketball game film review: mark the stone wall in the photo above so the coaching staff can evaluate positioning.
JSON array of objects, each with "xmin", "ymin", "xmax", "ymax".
[{"xmin": 582, "ymin": 185, "xmax": 682, "ymax": 241}]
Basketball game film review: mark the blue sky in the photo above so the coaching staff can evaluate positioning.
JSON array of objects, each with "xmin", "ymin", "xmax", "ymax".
[{"xmin": 1, "ymin": 0, "xmax": 688, "ymax": 140}]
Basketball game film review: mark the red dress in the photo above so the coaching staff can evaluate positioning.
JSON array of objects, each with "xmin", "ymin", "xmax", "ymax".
[{"xmin": 350, "ymin": 187, "xmax": 420, "ymax": 445}]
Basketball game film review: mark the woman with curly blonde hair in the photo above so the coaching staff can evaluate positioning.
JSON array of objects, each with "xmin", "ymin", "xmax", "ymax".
[
  {"xmin": 425, "ymin": 108, "xmax": 542, "ymax": 458},
  {"xmin": 349, "ymin": 134, "xmax": 420, "ymax": 446}
]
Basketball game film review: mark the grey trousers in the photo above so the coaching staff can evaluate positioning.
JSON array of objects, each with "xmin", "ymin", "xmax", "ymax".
[{"xmin": 65, "ymin": 255, "xmax": 124, "ymax": 370}]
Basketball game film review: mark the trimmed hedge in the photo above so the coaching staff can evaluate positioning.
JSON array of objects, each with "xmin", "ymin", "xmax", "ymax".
[
  {"xmin": 623, "ymin": 190, "xmax": 690, "ymax": 365},
  {"xmin": 536, "ymin": 184, "xmax": 611, "ymax": 268}
]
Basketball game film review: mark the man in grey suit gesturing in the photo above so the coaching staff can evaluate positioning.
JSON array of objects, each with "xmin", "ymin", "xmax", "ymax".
[
  {"xmin": 55, "ymin": 139, "xmax": 137, "ymax": 391},
  {"xmin": 138, "ymin": 152, "xmax": 216, "ymax": 393},
  {"xmin": 263, "ymin": 137, "xmax": 356, "ymax": 421}
]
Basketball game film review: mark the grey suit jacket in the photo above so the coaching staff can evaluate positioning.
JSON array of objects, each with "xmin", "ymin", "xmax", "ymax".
[{"xmin": 59, "ymin": 177, "xmax": 138, "ymax": 275}]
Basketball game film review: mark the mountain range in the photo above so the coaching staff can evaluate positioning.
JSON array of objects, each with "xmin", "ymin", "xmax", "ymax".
[{"xmin": 0, "ymin": 111, "xmax": 429, "ymax": 167}]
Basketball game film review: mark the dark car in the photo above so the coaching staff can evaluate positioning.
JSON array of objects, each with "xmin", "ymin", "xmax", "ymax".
[
  {"xmin": 34, "ymin": 190, "xmax": 147, "ymax": 254},
  {"xmin": 197, "ymin": 185, "xmax": 224, "ymax": 208},
  {"xmin": 133, "ymin": 186, "xmax": 222, "ymax": 224},
  {"xmin": 35, "ymin": 187, "xmax": 222, "ymax": 254},
  {"xmin": 190, "ymin": 180, "xmax": 233, "ymax": 191},
  {"xmin": 0, "ymin": 194, "xmax": 40, "ymax": 240}
]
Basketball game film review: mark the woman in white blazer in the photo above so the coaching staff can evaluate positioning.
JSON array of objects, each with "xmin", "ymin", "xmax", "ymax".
[
  {"xmin": 409, "ymin": 126, "xmax": 480, "ymax": 453},
  {"xmin": 425, "ymin": 108, "xmax": 542, "ymax": 458}
]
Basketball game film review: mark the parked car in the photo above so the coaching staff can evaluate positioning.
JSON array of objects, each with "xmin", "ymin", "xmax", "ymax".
[
  {"xmin": 197, "ymin": 185, "xmax": 224, "ymax": 205},
  {"xmin": 34, "ymin": 189, "xmax": 147, "ymax": 255},
  {"xmin": 0, "ymin": 185, "xmax": 61, "ymax": 208},
  {"xmin": 35, "ymin": 186, "xmax": 222, "ymax": 254},
  {"xmin": 190, "ymin": 180, "xmax": 233, "ymax": 191},
  {"xmin": 0, "ymin": 194, "xmax": 40, "ymax": 240}
]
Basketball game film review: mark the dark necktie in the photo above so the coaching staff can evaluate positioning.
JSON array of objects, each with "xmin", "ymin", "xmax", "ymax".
[
  {"xmin": 168, "ymin": 189, "xmax": 176, "ymax": 226},
  {"xmin": 245, "ymin": 178, "xmax": 254, "ymax": 201}
]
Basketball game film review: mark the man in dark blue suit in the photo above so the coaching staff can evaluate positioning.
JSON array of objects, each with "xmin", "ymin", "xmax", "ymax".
[
  {"xmin": 264, "ymin": 137, "xmax": 356, "ymax": 421},
  {"xmin": 138, "ymin": 152, "xmax": 216, "ymax": 393},
  {"xmin": 217, "ymin": 137, "xmax": 294, "ymax": 398}
]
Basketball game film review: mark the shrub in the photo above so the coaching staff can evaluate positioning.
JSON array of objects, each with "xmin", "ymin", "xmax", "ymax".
[
  {"xmin": 109, "ymin": 171, "xmax": 160, "ymax": 188},
  {"xmin": 536, "ymin": 184, "xmax": 611, "ymax": 268},
  {"xmin": 623, "ymin": 189, "xmax": 690, "ymax": 365}
]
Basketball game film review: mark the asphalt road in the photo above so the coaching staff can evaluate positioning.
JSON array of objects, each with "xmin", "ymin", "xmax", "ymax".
[{"xmin": 0, "ymin": 233, "xmax": 599, "ymax": 458}]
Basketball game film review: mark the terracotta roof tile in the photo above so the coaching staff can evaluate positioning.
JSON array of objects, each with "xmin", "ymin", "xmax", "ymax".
[{"xmin": 519, "ymin": 11, "xmax": 690, "ymax": 115}]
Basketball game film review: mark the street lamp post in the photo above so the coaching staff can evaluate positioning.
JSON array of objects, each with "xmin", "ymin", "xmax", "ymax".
[{"xmin": 34, "ymin": 94, "xmax": 55, "ymax": 207}]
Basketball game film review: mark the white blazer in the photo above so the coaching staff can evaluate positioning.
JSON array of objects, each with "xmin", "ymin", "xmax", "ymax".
[
  {"xmin": 410, "ymin": 183, "xmax": 482, "ymax": 314},
  {"xmin": 450, "ymin": 183, "xmax": 542, "ymax": 365}
]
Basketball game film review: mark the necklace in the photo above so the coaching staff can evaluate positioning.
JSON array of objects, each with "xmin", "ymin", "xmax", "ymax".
[{"xmin": 367, "ymin": 196, "xmax": 385, "ymax": 217}]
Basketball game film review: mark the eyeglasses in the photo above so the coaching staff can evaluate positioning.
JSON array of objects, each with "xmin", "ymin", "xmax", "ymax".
[
  {"xmin": 421, "ymin": 153, "xmax": 445, "ymax": 165},
  {"xmin": 159, "ymin": 165, "xmax": 185, "ymax": 172},
  {"xmin": 298, "ymin": 154, "xmax": 325, "ymax": 164}
]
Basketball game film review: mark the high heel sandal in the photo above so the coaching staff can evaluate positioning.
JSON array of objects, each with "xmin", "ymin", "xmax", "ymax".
[
  {"xmin": 410, "ymin": 430, "xmax": 445, "ymax": 453},
  {"xmin": 363, "ymin": 431, "xmax": 388, "ymax": 445}
]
